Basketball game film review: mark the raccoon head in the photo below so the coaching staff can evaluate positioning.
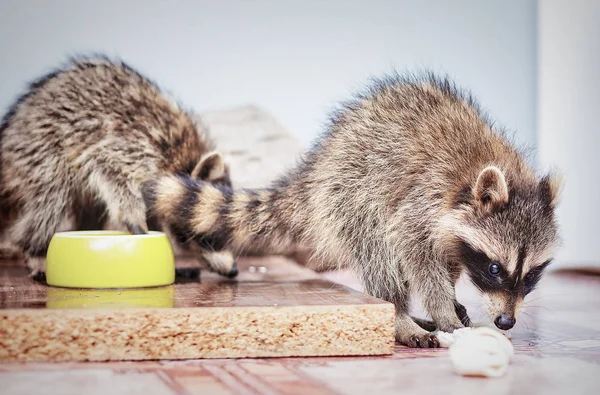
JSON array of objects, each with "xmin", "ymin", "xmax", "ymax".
[
  {"xmin": 147, "ymin": 150, "xmax": 237, "ymax": 278},
  {"xmin": 440, "ymin": 165, "xmax": 563, "ymax": 330},
  {"xmin": 184, "ymin": 151, "xmax": 236, "ymax": 276},
  {"xmin": 191, "ymin": 151, "xmax": 232, "ymax": 188},
  {"xmin": 164, "ymin": 223, "xmax": 237, "ymax": 278}
]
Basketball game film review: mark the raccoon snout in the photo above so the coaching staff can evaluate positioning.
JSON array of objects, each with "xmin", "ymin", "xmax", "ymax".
[{"xmin": 494, "ymin": 314, "xmax": 516, "ymax": 330}]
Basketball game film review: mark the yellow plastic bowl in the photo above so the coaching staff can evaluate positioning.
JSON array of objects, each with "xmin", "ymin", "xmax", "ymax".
[{"xmin": 46, "ymin": 231, "xmax": 175, "ymax": 289}]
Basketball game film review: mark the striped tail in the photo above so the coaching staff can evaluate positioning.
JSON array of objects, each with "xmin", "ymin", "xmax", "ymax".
[{"xmin": 142, "ymin": 175, "xmax": 299, "ymax": 255}]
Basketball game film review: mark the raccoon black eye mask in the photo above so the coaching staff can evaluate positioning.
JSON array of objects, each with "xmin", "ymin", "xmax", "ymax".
[
  {"xmin": 460, "ymin": 239, "xmax": 551, "ymax": 291},
  {"xmin": 459, "ymin": 241, "xmax": 550, "ymax": 295},
  {"xmin": 523, "ymin": 260, "xmax": 551, "ymax": 294},
  {"xmin": 144, "ymin": 72, "xmax": 562, "ymax": 348}
]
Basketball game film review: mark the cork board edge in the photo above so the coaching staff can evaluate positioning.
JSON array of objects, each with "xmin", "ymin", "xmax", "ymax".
[{"xmin": 1, "ymin": 304, "xmax": 395, "ymax": 362}]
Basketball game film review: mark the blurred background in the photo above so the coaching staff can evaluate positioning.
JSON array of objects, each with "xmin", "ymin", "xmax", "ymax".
[{"xmin": 0, "ymin": 0, "xmax": 597, "ymax": 269}]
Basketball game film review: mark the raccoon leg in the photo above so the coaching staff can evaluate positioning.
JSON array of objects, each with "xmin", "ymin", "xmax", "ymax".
[
  {"xmin": 450, "ymin": 267, "xmax": 471, "ymax": 326},
  {"xmin": 455, "ymin": 301, "xmax": 471, "ymax": 327},
  {"xmin": 414, "ymin": 265, "xmax": 465, "ymax": 333},
  {"xmin": 359, "ymin": 263, "xmax": 440, "ymax": 348},
  {"xmin": 88, "ymin": 170, "xmax": 148, "ymax": 235},
  {"xmin": 395, "ymin": 314, "xmax": 440, "ymax": 348}
]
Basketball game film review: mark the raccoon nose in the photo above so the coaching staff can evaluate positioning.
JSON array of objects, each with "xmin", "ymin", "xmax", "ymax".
[{"xmin": 494, "ymin": 315, "xmax": 516, "ymax": 330}]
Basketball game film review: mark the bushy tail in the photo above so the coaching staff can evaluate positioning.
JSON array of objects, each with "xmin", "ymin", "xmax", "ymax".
[{"xmin": 142, "ymin": 175, "xmax": 299, "ymax": 255}]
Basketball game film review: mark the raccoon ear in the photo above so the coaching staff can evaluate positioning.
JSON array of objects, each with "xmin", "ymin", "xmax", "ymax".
[
  {"xmin": 473, "ymin": 166, "xmax": 509, "ymax": 210},
  {"xmin": 191, "ymin": 151, "xmax": 226, "ymax": 181},
  {"xmin": 539, "ymin": 172, "xmax": 564, "ymax": 208}
]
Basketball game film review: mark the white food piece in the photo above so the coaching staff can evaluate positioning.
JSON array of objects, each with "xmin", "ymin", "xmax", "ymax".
[
  {"xmin": 442, "ymin": 327, "xmax": 514, "ymax": 378},
  {"xmin": 435, "ymin": 323, "xmax": 512, "ymax": 347},
  {"xmin": 435, "ymin": 327, "xmax": 473, "ymax": 348},
  {"xmin": 470, "ymin": 321, "xmax": 513, "ymax": 340}
]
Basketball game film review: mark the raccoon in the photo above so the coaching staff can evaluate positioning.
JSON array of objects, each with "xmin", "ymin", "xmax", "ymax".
[
  {"xmin": 0, "ymin": 55, "xmax": 238, "ymax": 278},
  {"xmin": 143, "ymin": 72, "xmax": 562, "ymax": 347}
]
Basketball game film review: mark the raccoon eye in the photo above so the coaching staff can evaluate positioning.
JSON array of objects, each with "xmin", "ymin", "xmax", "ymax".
[
  {"xmin": 523, "ymin": 260, "xmax": 551, "ymax": 294},
  {"xmin": 525, "ymin": 271, "xmax": 535, "ymax": 281},
  {"xmin": 488, "ymin": 263, "xmax": 501, "ymax": 276},
  {"xmin": 524, "ymin": 271, "xmax": 541, "ymax": 294}
]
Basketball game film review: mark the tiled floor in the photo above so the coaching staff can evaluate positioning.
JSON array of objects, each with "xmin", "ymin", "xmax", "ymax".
[{"xmin": 1, "ymin": 268, "xmax": 600, "ymax": 394}]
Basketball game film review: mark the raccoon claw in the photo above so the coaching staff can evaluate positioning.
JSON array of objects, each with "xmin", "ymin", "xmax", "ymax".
[{"xmin": 406, "ymin": 334, "xmax": 440, "ymax": 348}]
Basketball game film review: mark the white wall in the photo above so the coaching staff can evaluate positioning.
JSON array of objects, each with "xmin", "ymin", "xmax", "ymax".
[
  {"xmin": 538, "ymin": 0, "xmax": 600, "ymax": 267},
  {"xmin": 7, "ymin": 2, "xmax": 592, "ymax": 266},
  {"xmin": 0, "ymin": 0, "xmax": 536, "ymax": 148}
]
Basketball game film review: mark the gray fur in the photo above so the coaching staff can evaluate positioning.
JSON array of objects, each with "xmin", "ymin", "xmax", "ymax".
[
  {"xmin": 0, "ymin": 55, "xmax": 236, "ymax": 277},
  {"xmin": 145, "ymin": 72, "xmax": 562, "ymax": 346}
]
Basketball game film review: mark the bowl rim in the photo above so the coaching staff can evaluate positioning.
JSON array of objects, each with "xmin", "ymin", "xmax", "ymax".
[{"xmin": 52, "ymin": 230, "xmax": 167, "ymax": 239}]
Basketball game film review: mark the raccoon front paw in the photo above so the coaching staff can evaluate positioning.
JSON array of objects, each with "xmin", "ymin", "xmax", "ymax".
[
  {"xmin": 31, "ymin": 271, "xmax": 47, "ymax": 283},
  {"xmin": 225, "ymin": 262, "xmax": 239, "ymax": 278},
  {"xmin": 25, "ymin": 256, "xmax": 46, "ymax": 275},
  {"xmin": 26, "ymin": 257, "xmax": 47, "ymax": 283},
  {"xmin": 400, "ymin": 333, "xmax": 440, "ymax": 348},
  {"xmin": 201, "ymin": 250, "xmax": 239, "ymax": 278}
]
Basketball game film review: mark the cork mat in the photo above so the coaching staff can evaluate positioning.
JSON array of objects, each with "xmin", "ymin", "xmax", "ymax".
[{"xmin": 0, "ymin": 257, "xmax": 394, "ymax": 362}]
